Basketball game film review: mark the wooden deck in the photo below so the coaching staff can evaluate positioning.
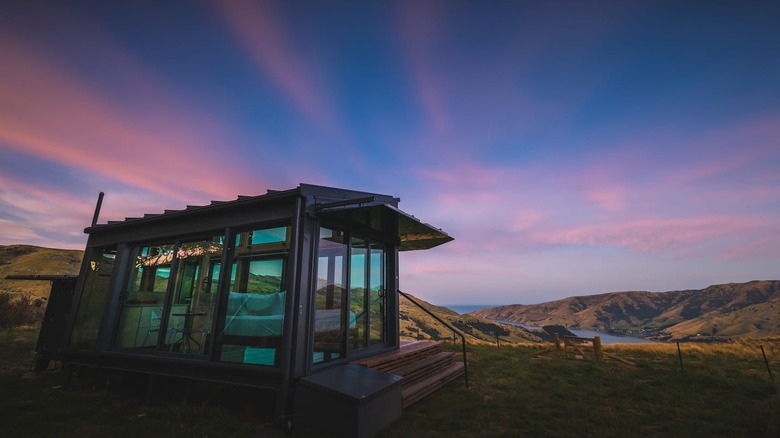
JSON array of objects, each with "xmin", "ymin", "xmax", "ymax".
[{"xmin": 353, "ymin": 341, "xmax": 465, "ymax": 408}]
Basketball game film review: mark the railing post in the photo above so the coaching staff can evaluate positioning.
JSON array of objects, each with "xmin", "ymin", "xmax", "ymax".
[
  {"xmin": 594, "ymin": 336, "xmax": 603, "ymax": 361},
  {"xmin": 398, "ymin": 290, "xmax": 469, "ymax": 389}
]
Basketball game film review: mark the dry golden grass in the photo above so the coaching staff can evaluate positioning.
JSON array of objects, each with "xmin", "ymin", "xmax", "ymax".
[{"xmin": 606, "ymin": 336, "xmax": 780, "ymax": 360}]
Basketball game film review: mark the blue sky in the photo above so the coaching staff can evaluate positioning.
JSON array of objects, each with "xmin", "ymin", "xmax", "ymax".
[{"xmin": 1, "ymin": 0, "xmax": 778, "ymax": 305}]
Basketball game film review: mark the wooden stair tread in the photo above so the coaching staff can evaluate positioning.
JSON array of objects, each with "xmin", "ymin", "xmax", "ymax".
[
  {"xmin": 402, "ymin": 362, "xmax": 465, "ymax": 408},
  {"xmin": 352, "ymin": 341, "xmax": 466, "ymax": 408},
  {"xmin": 392, "ymin": 351, "xmax": 455, "ymax": 383},
  {"xmin": 353, "ymin": 341, "xmax": 441, "ymax": 371}
]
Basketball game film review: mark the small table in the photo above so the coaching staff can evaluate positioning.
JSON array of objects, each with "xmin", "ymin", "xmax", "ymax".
[{"xmin": 171, "ymin": 311, "xmax": 207, "ymax": 353}]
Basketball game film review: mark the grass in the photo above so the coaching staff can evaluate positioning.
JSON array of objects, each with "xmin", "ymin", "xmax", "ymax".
[
  {"xmin": 0, "ymin": 327, "xmax": 273, "ymax": 437},
  {"xmin": 1, "ymin": 327, "xmax": 778, "ymax": 437},
  {"xmin": 380, "ymin": 340, "xmax": 780, "ymax": 438}
]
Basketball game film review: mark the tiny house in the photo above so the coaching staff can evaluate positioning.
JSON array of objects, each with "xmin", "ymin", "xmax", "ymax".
[{"xmin": 59, "ymin": 183, "xmax": 453, "ymax": 427}]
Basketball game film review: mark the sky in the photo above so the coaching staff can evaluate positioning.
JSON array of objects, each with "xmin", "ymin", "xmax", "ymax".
[{"xmin": 1, "ymin": 0, "xmax": 778, "ymax": 306}]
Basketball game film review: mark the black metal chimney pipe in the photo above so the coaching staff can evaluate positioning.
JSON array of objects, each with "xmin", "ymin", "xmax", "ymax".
[{"xmin": 91, "ymin": 192, "xmax": 104, "ymax": 227}]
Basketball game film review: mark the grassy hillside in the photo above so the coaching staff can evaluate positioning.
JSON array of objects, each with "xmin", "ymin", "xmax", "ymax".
[
  {"xmin": 400, "ymin": 293, "xmax": 550, "ymax": 344},
  {"xmin": 0, "ymin": 245, "xmax": 83, "ymax": 299},
  {"xmin": 474, "ymin": 280, "xmax": 780, "ymax": 341}
]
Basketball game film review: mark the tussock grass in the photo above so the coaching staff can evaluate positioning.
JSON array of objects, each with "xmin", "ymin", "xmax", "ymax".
[{"xmin": 0, "ymin": 291, "xmax": 46, "ymax": 329}]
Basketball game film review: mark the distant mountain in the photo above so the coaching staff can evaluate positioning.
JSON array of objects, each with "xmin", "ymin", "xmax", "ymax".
[
  {"xmin": 0, "ymin": 245, "xmax": 83, "ymax": 299},
  {"xmin": 472, "ymin": 281, "xmax": 780, "ymax": 341}
]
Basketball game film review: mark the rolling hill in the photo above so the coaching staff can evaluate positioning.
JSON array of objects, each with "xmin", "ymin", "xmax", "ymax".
[
  {"xmin": 398, "ymin": 293, "xmax": 556, "ymax": 344},
  {"xmin": 472, "ymin": 280, "xmax": 780, "ymax": 341},
  {"xmin": 0, "ymin": 245, "xmax": 83, "ymax": 299}
]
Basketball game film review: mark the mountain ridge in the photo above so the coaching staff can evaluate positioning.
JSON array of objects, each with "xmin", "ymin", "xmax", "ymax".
[{"xmin": 472, "ymin": 280, "xmax": 780, "ymax": 340}]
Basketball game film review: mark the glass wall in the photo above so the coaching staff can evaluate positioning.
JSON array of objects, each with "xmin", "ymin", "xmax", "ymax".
[
  {"xmin": 114, "ymin": 236, "xmax": 223, "ymax": 354},
  {"xmin": 313, "ymin": 228, "xmax": 348, "ymax": 364},
  {"xmin": 314, "ymin": 228, "xmax": 389, "ymax": 365},
  {"xmin": 69, "ymin": 246, "xmax": 117, "ymax": 350},
  {"xmin": 369, "ymin": 243, "xmax": 386, "ymax": 346},
  {"xmin": 217, "ymin": 226, "xmax": 289, "ymax": 367},
  {"xmin": 165, "ymin": 236, "xmax": 224, "ymax": 353},
  {"xmin": 350, "ymin": 238, "xmax": 368, "ymax": 350}
]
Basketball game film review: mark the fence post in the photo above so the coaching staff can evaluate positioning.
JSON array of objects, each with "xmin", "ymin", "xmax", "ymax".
[
  {"xmin": 554, "ymin": 333, "xmax": 561, "ymax": 357},
  {"xmin": 761, "ymin": 345, "xmax": 774, "ymax": 383},
  {"xmin": 677, "ymin": 341, "xmax": 684, "ymax": 371},
  {"xmin": 594, "ymin": 336, "xmax": 603, "ymax": 361}
]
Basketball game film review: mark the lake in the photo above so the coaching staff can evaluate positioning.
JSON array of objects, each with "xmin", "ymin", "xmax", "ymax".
[
  {"xmin": 447, "ymin": 304, "xmax": 495, "ymax": 315},
  {"xmin": 505, "ymin": 322, "xmax": 657, "ymax": 344}
]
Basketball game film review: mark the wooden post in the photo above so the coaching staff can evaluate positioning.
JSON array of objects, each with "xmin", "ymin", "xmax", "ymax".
[
  {"xmin": 761, "ymin": 345, "xmax": 774, "ymax": 383},
  {"xmin": 593, "ymin": 336, "xmax": 603, "ymax": 361},
  {"xmin": 554, "ymin": 333, "xmax": 561, "ymax": 357},
  {"xmin": 677, "ymin": 341, "xmax": 684, "ymax": 371}
]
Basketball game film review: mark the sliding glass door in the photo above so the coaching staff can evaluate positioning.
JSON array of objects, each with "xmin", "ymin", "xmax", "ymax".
[{"xmin": 314, "ymin": 228, "xmax": 389, "ymax": 365}]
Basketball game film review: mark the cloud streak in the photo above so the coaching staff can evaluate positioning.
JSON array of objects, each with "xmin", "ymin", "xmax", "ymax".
[{"xmin": 0, "ymin": 27, "xmax": 260, "ymax": 206}]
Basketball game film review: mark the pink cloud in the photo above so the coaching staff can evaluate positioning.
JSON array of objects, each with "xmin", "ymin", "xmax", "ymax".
[
  {"xmin": 0, "ymin": 34, "xmax": 261, "ymax": 205},
  {"xmin": 407, "ymin": 156, "xmax": 780, "ymax": 263},
  {"xmin": 584, "ymin": 185, "xmax": 627, "ymax": 213},
  {"xmin": 531, "ymin": 215, "xmax": 775, "ymax": 257},
  {"xmin": 0, "ymin": 175, "xmax": 94, "ymax": 248}
]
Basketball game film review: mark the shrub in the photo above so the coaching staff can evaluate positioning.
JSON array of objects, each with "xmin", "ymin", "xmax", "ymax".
[{"xmin": 0, "ymin": 291, "xmax": 46, "ymax": 328}]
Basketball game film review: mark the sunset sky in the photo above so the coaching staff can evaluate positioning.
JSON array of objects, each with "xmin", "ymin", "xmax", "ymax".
[{"xmin": 1, "ymin": 1, "xmax": 778, "ymax": 306}]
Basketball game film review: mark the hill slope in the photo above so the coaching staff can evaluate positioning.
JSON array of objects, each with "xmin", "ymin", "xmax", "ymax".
[
  {"xmin": 0, "ymin": 245, "xmax": 83, "ymax": 299},
  {"xmin": 472, "ymin": 280, "xmax": 780, "ymax": 340},
  {"xmin": 399, "ymin": 293, "xmax": 552, "ymax": 344}
]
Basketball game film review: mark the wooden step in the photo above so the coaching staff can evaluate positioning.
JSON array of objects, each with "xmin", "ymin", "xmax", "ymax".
[
  {"xmin": 402, "ymin": 361, "xmax": 465, "ymax": 408},
  {"xmin": 392, "ymin": 351, "xmax": 455, "ymax": 385},
  {"xmin": 353, "ymin": 341, "xmax": 441, "ymax": 373},
  {"xmin": 353, "ymin": 341, "xmax": 466, "ymax": 408}
]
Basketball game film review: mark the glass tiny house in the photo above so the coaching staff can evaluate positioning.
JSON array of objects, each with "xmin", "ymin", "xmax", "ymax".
[{"xmin": 62, "ymin": 184, "xmax": 452, "ymax": 421}]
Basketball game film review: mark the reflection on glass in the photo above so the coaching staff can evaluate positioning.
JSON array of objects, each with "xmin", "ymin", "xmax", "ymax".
[
  {"xmin": 115, "ymin": 244, "xmax": 176, "ymax": 349},
  {"xmin": 350, "ymin": 238, "xmax": 367, "ymax": 349},
  {"xmin": 69, "ymin": 246, "xmax": 116, "ymax": 350},
  {"xmin": 217, "ymin": 226, "xmax": 289, "ymax": 367},
  {"xmin": 163, "ymin": 236, "xmax": 223, "ymax": 354},
  {"xmin": 313, "ymin": 228, "xmax": 348, "ymax": 364},
  {"xmin": 114, "ymin": 238, "xmax": 224, "ymax": 354},
  {"xmin": 369, "ymin": 244, "xmax": 386, "ymax": 345}
]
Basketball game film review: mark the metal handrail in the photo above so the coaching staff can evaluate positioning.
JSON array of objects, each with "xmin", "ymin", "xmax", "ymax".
[{"xmin": 398, "ymin": 290, "xmax": 469, "ymax": 388}]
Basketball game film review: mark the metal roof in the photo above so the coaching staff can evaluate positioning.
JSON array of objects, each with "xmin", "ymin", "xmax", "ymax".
[{"xmin": 83, "ymin": 184, "xmax": 452, "ymax": 251}]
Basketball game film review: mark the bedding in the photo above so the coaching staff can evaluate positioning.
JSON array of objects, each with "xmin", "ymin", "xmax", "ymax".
[{"xmin": 221, "ymin": 291, "xmax": 355, "ymax": 338}]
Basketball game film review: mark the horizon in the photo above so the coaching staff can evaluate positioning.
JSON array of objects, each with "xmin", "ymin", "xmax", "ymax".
[{"xmin": 1, "ymin": 1, "xmax": 779, "ymax": 306}]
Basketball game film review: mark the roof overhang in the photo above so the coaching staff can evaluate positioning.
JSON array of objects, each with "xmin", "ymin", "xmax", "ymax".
[{"xmin": 318, "ymin": 203, "xmax": 453, "ymax": 251}]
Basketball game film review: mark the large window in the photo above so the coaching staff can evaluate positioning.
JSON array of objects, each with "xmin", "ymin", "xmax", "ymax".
[
  {"xmin": 313, "ymin": 228, "xmax": 348, "ymax": 364},
  {"xmin": 114, "ymin": 237, "xmax": 223, "ymax": 355},
  {"xmin": 369, "ymin": 243, "xmax": 386, "ymax": 346},
  {"xmin": 69, "ymin": 246, "xmax": 117, "ymax": 350},
  {"xmin": 217, "ymin": 226, "xmax": 289, "ymax": 367},
  {"xmin": 314, "ymin": 228, "xmax": 388, "ymax": 365}
]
